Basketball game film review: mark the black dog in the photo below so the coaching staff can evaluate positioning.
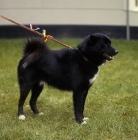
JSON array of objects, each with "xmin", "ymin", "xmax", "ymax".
[{"xmin": 17, "ymin": 33, "xmax": 118, "ymax": 124}]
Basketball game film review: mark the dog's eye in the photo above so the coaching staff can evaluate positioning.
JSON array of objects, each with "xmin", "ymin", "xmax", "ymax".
[{"xmin": 104, "ymin": 44, "xmax": 108, "ymax": 47}]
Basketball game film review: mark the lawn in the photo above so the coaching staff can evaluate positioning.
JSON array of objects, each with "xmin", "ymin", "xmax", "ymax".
[{"xmin": 0, "ymin": 38, "xmax": 138, "ymax": 140}]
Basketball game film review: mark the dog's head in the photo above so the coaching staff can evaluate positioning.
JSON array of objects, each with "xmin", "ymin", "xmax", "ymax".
[{"xmin": 77, "ymin": 33, "xmax": 118, "ymax": 66}]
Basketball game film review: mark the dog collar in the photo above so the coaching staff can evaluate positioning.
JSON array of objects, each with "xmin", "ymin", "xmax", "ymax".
[{"xmin": 76, "ymin": 49, "xmax": 98, "ymax": 67}]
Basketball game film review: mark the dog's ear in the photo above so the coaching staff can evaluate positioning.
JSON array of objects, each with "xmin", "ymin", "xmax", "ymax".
[
  {"xmin": 106, "ymin": 32, "xmax": 111, "ymax": 37},
  {"xmin": 90, "ymin": 35, "xmax": 98, "ymax": 43}
]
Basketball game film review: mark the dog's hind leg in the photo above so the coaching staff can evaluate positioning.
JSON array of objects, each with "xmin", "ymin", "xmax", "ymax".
[
  {"xmin": 18, "ymin": 86, "xmax": 31, "ymax": 120},
  {"xmin": 30, "ymin": 82, "xmax": 44, "ymax": 115}
]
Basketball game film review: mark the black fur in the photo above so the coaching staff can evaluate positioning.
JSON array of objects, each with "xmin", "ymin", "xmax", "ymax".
[{"xmin": 17, "ymin": 33, "xmax": 118, "ymax": 124}]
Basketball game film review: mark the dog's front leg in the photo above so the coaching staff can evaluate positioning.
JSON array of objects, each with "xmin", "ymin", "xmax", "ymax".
[
  {"xmin": 73, "ymin": 90, "xmax": 86, "ymax": 124},
  {"xmin": 82, "ymin": 90, "xmax": 89, "ymax": 121}
]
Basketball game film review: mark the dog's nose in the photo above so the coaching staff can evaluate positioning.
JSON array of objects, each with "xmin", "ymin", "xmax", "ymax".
[{"xmin": 115, "ymin": 50, "xmax": 118, "ymax": 55}]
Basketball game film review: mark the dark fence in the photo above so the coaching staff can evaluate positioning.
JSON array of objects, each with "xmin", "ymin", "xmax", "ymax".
[{"xmin": 0, "ymin": 25, "xmax": 138, "ymax": 39}]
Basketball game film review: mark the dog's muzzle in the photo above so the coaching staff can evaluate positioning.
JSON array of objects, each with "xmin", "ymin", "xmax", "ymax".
[{"xmin": 103, "ymin": 50, "xmax": 118, "ymax": 61}]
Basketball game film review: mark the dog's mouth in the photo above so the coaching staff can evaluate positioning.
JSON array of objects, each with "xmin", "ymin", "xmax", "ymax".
[{"xmin": 103, "ymin": 53, "xmax": 114, "ymax": 61}]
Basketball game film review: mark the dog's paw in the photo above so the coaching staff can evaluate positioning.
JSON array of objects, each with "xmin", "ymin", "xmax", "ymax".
[
  {"xmin": 81, "ymin": 120, "xmax": 87, "ymax": 125},
  {"xmin": 83, "ymin": 117, "xmax": 89, "ymax": 121},
  {"xmin": 19, "ymin": 115, "xmax": 26, "ymax": 120},
  {"xmin": 81, "ymin": 117, "xmax": 89, "ymax": 124},
  {"xmin": 39, "ymin": 112, "xmax": 44, "ymax": 115}
]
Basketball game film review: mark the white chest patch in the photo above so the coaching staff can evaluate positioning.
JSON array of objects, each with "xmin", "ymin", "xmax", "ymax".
[
  {"xmin": 39, "ymin": 81, "xmax": 45, "ymax": 86},
  {"xmin": 89, "ymin": 72, "xmax": 99, "ymax": 85}
]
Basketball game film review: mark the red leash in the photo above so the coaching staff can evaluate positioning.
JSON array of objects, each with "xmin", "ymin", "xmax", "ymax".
[{"xmin": 0, "ymin": 15, "xmax": 73, "ymax": 49}]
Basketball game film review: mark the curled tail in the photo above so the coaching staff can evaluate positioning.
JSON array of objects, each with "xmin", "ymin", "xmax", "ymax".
[{"xmin": 22, "ymin": 37, "xmax": 49, "ymax": 68}]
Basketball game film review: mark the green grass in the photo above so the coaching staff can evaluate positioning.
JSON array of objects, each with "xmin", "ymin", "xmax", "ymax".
[{"xmin": 0, "ymin": 38, "xmax": 138, "ymax": 140}]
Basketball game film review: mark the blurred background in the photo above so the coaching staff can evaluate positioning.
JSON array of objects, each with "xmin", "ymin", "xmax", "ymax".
[{"xmin": 0, "ymin": 0, "xmax": 138, "ymax": 39}]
